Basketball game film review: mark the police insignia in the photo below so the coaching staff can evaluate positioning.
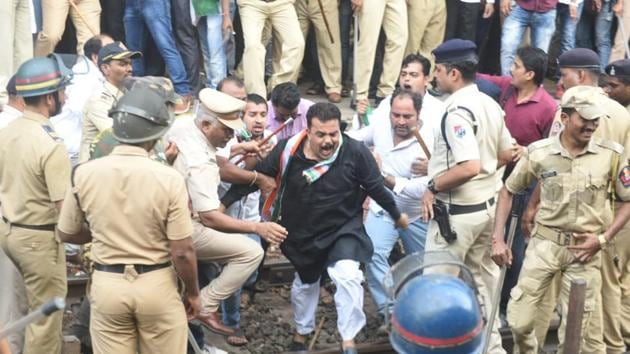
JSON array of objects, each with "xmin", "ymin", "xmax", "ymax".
[
  {"xmin": 453, "ymin": 125, "xmax": 466, "ymax": 138},
  {"xmin": 620, "ymin": 166, "xmax": 630, "ymax": 188},
  {"xmin": 42, "ymin": 125, "xmax": 63, "ymax": 142},
  {"xmin": 610, "ymin": 66, "xmax": 616, "ymax": 76},
  {"xmin": 549, "ymin": 121, "xmax": 563, "ymax": 136}
]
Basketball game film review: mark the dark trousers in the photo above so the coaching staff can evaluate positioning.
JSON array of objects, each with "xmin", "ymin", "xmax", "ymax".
[
  {"xmin": 445, "ymin": 0, "xmax": 480, "ymax": 41},
  {"xmin": 171, "ymin": 0, "xmax": 202, "ymax": 93},
  {"xmin": 100, "ymin": 0, "xmax": 126, "ymax": 41}
]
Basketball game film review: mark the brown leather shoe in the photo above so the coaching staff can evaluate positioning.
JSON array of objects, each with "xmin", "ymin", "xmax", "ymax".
[
  {"xmin": 327, "ymin": 92, "xmax": 342, "ymax": 103},
  {"xmin": 197, "ymin": 311, "xmax": 235, "ymax": 335},
  {"xmin": 173, "ymin": 94, "xmax": 193, "ymax": 114}
]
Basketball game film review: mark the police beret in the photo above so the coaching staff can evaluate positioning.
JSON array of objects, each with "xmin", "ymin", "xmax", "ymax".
[
  {"xmin": 199, "ymin": 88, "xmax": 246, "ymax": 131},
  {"xmin": 432, "ymin": 39, "xmax": 478, "ymax": 64},
  {"xmin": 557, "ymin": 48, "xmax": 600, "ymax": 69},
  {"xmin": 605, "ymin": 59, "xmax": 630, "ymax": 77}
]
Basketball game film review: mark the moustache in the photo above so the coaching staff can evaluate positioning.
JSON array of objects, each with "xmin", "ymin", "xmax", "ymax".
[{"xmin": 580, "ymin": 127, "xmax": 595, "ymax": 134}]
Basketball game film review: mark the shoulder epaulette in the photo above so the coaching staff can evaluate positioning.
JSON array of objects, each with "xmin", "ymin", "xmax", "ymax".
[
  {"xmin": 527, "ymin": 138, "xmax": 553, "ymax": 153},
  {"xmin": 41, "ymin": 125, "xmax": 64, "ymax": 143},
  {"xmin": 595, "ymin": 138, "xmax": 624, "ymax": 154}
]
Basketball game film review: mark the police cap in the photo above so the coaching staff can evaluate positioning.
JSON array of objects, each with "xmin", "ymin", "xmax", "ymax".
[
  {"xmin": 561, "ymin": 86, "xmax": 609, "ymax": 120},
  {"xmin": 432, "ymin": 39, "xmax": 478, "ymax": 64},
  {"xmin": 605, "ymin": 59, "xmax": 630, "ymax": 78},
  {"xmin": 98, "ymin": 41, "xmax": 142, "ymax": 67},
  {"xmin": 557, "ymin": 48, "xmax": 600, "ymax": 69},
  {"xmin": 198, "ymin": 88, "xmax": 246, "ymax": 131}
]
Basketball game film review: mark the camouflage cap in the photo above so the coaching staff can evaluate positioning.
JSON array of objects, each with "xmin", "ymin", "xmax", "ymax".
[
  {"xmin": 561, "ymin": 86, "xmax": 609, "ymax": 120},
  {"xmin": 123, "ymin": 76, "xmax": 184, "ymax": 107}
]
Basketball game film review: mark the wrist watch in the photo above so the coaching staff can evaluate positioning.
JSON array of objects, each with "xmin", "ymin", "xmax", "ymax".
[
  {"xmin": 427, "ymin": 178, "xmax": 439, "ymax": 194},
  {"xmin": 597, "ymin": 234, "xmax": 608, "ymax": 250}
]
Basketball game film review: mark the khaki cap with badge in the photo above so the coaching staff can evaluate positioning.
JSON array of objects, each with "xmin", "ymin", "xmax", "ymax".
[
  {"xmin": 198, "ymin": 88, "xmax": 246, "ymax": 131},
  {"xmin": 561, "ymin": 86, "xmax": 610, "ymax": 120}
]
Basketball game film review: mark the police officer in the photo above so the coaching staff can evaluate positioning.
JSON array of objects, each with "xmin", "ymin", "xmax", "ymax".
[
  {"xmin": 492, "ymin": 86, "xmax": 630, "ymax": 353},
  {"xmin": 421, "ymin": 39, "xmax": 513, "ymax": 354},
  {"xmin": 0, "ymin": 54, "xmax": 73, "ymax": 354},
  {"xmin": 57, "ymin": 87, "xmax": 201, "ymax": 354},
  {"xmin": 79, "ymin": 41, "xmax": 141, "ymax": 163},
  {"xmin": 600, "ymin": 59, "xmax": 630, "ymax": 354}
]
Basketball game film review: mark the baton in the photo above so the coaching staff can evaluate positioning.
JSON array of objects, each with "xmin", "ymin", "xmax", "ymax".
[
  {"xmin": 350, "ymin": 14, "xmax": 359, "ymax": 111},
  {"xmin": 316, "ymin": 0, "xmax": 335, "ymax": 44},
  {"xmin": 616, "ymin": 14, "xmax": 630, "ymax": 59},
  {"xmin": 69, "ymin": 0, "xmax": 98, "ymax": 37},
  {"xmin": 411, "ymin": 127, "xmax": 431, "ymax": 159},
  {"xmin": 233, "ymin": 117, "xmax": 294, "ymax": 165},
  {"xmin": 0, "ymin": 298, "xmax": 65, "ymax": 340},
  {"xmin": 481, "ymin": 192, "xmax": 526, "ymax": 353}
]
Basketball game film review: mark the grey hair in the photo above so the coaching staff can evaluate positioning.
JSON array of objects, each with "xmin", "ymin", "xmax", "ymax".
[{"xmin": 194, "ymin": 104, "xmax": 219, "ymax": 125}]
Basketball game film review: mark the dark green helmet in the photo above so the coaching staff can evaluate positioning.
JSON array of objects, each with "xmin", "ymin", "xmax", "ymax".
[{"xmin": 14, "ymin": 54, "xmax": 73, "ymax": 97}]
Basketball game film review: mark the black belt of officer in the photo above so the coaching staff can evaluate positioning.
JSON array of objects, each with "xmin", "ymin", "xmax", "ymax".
[
  {"xmin": 93, "ymin": 262, "xmax": 172, "ymax": 274},
  {"xmin": 448, "ymin": 197, "xmax": 495, "ymax": 215},
  {"xmin": 2, "ymin": 216, "xmax": 56, "ymax": 231}
]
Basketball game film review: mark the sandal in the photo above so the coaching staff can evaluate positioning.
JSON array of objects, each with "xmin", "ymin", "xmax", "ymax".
[{"xmin": 225, "ymin": 328, "xmax": 249, "ymax": 347}]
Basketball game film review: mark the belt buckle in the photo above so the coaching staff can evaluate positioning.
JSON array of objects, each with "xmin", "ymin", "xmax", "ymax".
[{"xmin": 560, "ymin": 232, "xmax": 571, "ymax": 246}]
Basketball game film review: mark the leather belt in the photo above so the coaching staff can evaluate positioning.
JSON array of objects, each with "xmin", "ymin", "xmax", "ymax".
[
  {"xmin": 534, "ymin": 224, "xmax": 585, "ymax": 246},
  {"xmin": 260, "ymin": 0, "xmax": 276, "ymax": 2},
  {"xmin": 2, "ymin": 216, "xmax": 56, "ymax": 231},
  {"xmin": 94, "ymin": 262, "xmax": 172, "ymax": 274},
  {"xmin": 448, "ymin": 197, "xmax": 494, "ymax": 215}
]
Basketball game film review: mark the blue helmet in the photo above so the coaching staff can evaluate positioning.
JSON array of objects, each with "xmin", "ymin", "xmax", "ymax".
[
  {"xmin": 383, "ymin": 251, "xmax": 485, "ymax": 354},
  {"xmin": 390, "ymin": 274, "xmax": 484, "ymax": 354},
  {"xmin": 14, "ymin": 54, "xmax": 73, "ymax": 97}
]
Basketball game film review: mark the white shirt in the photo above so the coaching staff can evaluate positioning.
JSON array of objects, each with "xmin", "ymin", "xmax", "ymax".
[
  {"xmin": 460, "ymin": 0, "xmax": 494, "ymax": 3},
  {"xmin": 51, "ymin": 58, "xmax": 104, "ymax": 166},
  {"xmin": 348, "ymin": 93, "xmax": 444, "ymax": 222},
  {"xmin": 559, "ymin": 0, "xmax": 584, "ymax": 4},
  {"xmin": 0, "ymin": 105, "xmax": 22, "ymax": 130},
  {"xmin": 217, "ymin": 130, "xmax": 277, "ymax": 222}
]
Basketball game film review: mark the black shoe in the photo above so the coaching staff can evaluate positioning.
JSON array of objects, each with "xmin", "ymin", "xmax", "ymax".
[
  {"xmin": 287, "ymin": 340, "xmax": 307, "ymax": 353},
  {"xmin": 306, "ymin": 82, "xmax": 325, "ymax": 95}
]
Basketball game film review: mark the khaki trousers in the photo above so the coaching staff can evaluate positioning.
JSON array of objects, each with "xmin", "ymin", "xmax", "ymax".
[
  {"xmin": 2, "ymin": 226, "xmax": 66, "ymax": 354},
  {"xmin": 355, "ymin": 0, "xmax": 407, "ymax": 99},
  {"xmin": 238, "ymin": 0, "xmax": 305, "ymax": 97},
  {"xmin": 610, "ymin": 0, "xmax": 630, "ymax": 62},
  {"xmin": 89, "ymin": 267, "xmax": 187, "ymax": 354},
  {"xmin": 601, "ymin": 220, "xmax": 630, "ymax": 353},
  {"xmin": 192, "ymin": 221, "xmax": 263, "ymax": 312},
  {"xmin": 294, "ymin": 0, "xmax": 342, "ymax": 94},
  {"xmin": 404, "ymin": 0, "xmax": 446, "ymax": 67},
  {"xmin": 34, "ymin": 0, "xmax": 101, "ymax": 56},
  {"xmin": 425, "ymin": 204, "xmax": 506, "ymax": 354},
  {"xmin": 507, "ymin": 237, "xmax": 602, "ymax": 354},
  {"xmin": 0, "ymin": 0, "xmax": 32, "ymax": 79}
]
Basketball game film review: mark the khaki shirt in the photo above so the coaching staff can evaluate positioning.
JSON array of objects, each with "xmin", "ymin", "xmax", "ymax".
[
  {"xmin": 506, "ymin": 134, "xmax": 630, "ymax": 233},
  {"xmin": 79, "ymin": 81, "xmax": 124, "ymax": 163},
  {"xmin": 57, "ymin": 145, "xmax": 193, "ymax": 265},
  {"xmin": 429, "ymin": 84, "xmax": 513, "ymax": 204},
  {"xmin": 550, "ymin": 87, "xmax": 630, "ymax": 149},
  {"xmin": 165, "ymin": 117, "xmax": 222, "ymax": 214},
  {"xmin": 0, "ymin": 110, "xmax": 71, "ymax": 225}
]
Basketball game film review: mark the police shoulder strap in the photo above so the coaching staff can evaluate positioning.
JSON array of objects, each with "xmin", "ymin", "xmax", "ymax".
[
  {"xmin": 440, "ymin": 106, "xmax": 478, "ymax": 151},
  {"xmin": 71, "ymin": 164, "xmax": 90, "ymax": 227}
]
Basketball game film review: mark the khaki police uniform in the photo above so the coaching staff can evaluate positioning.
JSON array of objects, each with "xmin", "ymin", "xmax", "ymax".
[
  {"xmin": 538, "ymin": 87, "xmax": 630, "ymax": 352},
  {"xmin": 426, "ymin": 84, "xmax": 513, "ymax": 354},
  {"xmin": 34, "ymin": 0, "xmax": 101, "ymax": 56},
  {"xmin": 237, "ymin": 0, "xmax": 305, "ymax": 97},
  {"xmin": 0, "ymin": 110, "xmax": 71, "ymax": 354},
  {"xmin": 355, "ymin": 0, "xmax": 408, "ymax": 100},
  {"xmin": 294, "ymin": 0, "xmax": 342, "ymax": 95},
  {"xmin": 79, "ymin": 81, "xmax": 124, "ymax": 163},
  {"xmin": 404, "ymin": 0, "xmax": 446, "ymax": 66},
  {"xmin": 166, "ymin": 115, "xmax": 264, "ymax": 313},
  {"xmin": 0, "ymin": 0, "xmax": 33, "ymax": 79},
  {"xmin": 57, "ymin": 145, "xmax": 193, "ymax": 354},
  {"xmin": 505, "ymin": 132, "xmax": 629, "ymax": 353}
]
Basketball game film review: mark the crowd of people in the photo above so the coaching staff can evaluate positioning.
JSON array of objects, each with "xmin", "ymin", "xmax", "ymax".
[{"xmin": 2, "ymin": 0, "xmax": 630, "ymax": 354}]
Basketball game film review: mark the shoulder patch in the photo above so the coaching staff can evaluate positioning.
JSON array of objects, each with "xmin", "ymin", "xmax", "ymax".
[
  {"xmin": 619, "ymin": 166, "xmax": 630, "ymax": 188},
  {"xmin": 527, "ymin": 138, "xmax": 554, "ymax": 154},
  {"xmin": 42, "ymin": 125, "xmax": 64, "ymax": 143},
  {"xmin": 595, "ymin": 138, "xmax": 624, "ymax": 155},
  {"xmin": 548, "ymin": 120, "xmax": 563, "ymax": 137}
]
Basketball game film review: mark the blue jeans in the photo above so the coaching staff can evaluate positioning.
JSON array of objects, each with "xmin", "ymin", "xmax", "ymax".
[
  {"xmin": 576, "ymin": 0, "xmax": 613, "ymax": 70},
  {"xmin": 557, "ymin": 2, "xmax": 585, "ymax": 55},
  {"xmin": 365, "ymin": 211, "xmax": 427, "ymax": 314},
  {"xmin": 500, "ymin": 4, "xmax": 557, "ymax": 75},
  {"xmin": 124, "ymin": 0, "xmax": 192, "ymax": 95},
  {"xmin": 221, "ymin": 233, "xmax": 261, "ymax": 327},
  {"xmin": 197, "ymin": 10, "xmax": 231, "ymax": 88}
]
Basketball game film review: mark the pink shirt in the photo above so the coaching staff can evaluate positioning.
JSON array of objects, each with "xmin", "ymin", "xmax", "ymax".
[{"xmin": 266, "ymin": 98, "xmax": 315, "ymax": 140}]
